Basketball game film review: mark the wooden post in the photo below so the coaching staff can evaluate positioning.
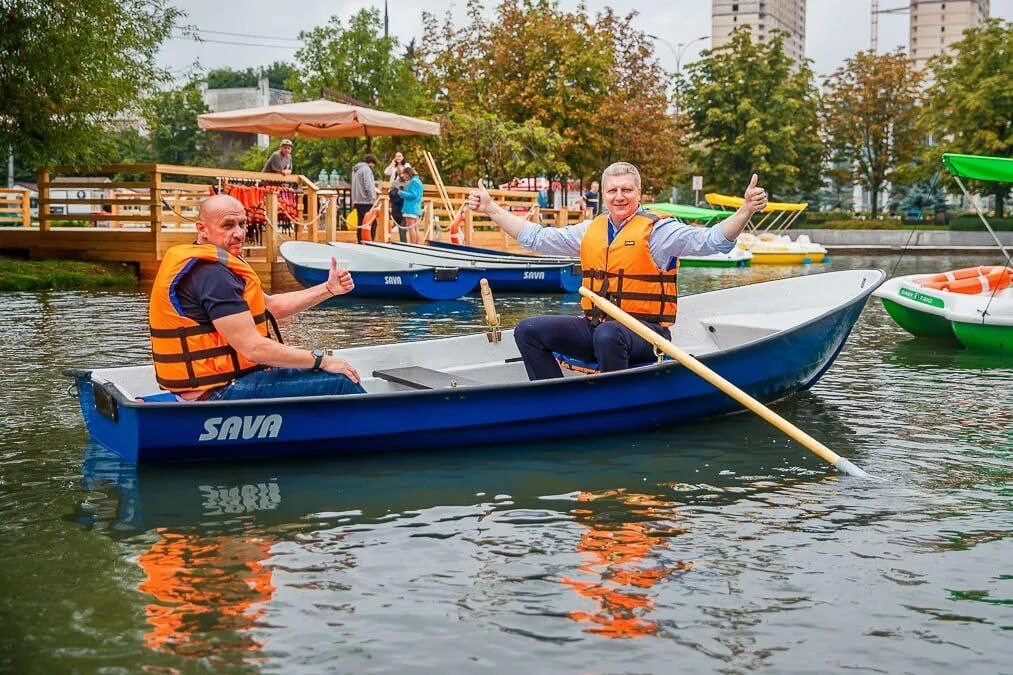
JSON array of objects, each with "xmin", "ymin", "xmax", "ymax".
[
  {"xmin": 326, "ymin": 194, "xmax": 337, "ymax": 242},
  {"xmin": 264, "ymin": 191, "xmax": 277, "ymax": 265},
  {"xmin": 381, "ymin": 195, "xmax": 391, "ymax": 242},
  {"xmin": 556, "ymin": 208, "xmax": 566, "ymax": 228},
  {"xmin": 465, "ymin": 208, "xmax": 474, "ymax": 246},
  {"xmin": 149, "ymin": 167, "xmax": 162, "ymax": 247},
  {"xmin": 21, "ymin": 189, "xmax": 30, "ymax": 228},
  {"xmin": 305, "ymin": 184, "xmax": 318, "ymax": 242},
  {"xmin": 38, "ymin": 168, "xmax": 50, "ymax": 232}
]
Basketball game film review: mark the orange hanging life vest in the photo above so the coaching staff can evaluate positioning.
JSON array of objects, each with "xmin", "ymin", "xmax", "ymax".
[
  {"xmin": 579, "ymin": 211, "xmax": 678, "ymax": 327},
  {"xmin": 149, "ymin": 244, "xmax": 272, "ymax": 392}
]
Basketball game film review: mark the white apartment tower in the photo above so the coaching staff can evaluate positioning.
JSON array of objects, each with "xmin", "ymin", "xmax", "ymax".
[
  {"xmin": 909, "ymin": 0, "xmax": 990, "ymax": 70},
  {"xmin": 712, "ymin": 0, "xmax": 807, "ymax": 65}
]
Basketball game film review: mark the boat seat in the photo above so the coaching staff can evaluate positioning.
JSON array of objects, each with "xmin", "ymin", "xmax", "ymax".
[
  {"xmin": 372, "ymin": 366, "xmax": 484, "ymax": 390},
  {"xmin": 702, "ymin": 309, "xmax": 814, "ymax": 349}
]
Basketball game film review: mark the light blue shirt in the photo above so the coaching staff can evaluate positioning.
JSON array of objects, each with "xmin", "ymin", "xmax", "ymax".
[{"xmin": 516, "ymin": 207, "xmax": 735, "ymax": 270}]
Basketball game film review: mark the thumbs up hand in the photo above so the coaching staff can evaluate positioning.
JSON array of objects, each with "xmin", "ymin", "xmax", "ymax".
[
  {"xmin": 743, "ymin": 174, "xmax": 767, "ymax": 214},
  {"xmin": 468, "ymin": 180, "xmax": 495, "ymax": 215}
]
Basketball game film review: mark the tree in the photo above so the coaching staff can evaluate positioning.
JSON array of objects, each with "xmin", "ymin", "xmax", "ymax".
[
  {"xmin": 682, "ymin": 27, "xmax": 824, "ymax": 200},
  {"xmin": 416, "ymin": 0, "xmax": 684, "ymax": 192},
  {"xmin": 923, "ymin": 19, "xmax": 1012, "ymax": 217},
  {"xmin": 286, "ymin": 8, "xmax": 428, "ymax": 173},
  {"xmin": 822, "ymin": 50, "xmax": 924, "ymax": 218},
  {"xmin": 205, "ymin": 62, "xmax": 296, "ymax": 90},
  {"xmin": 145, "ymin": 86, "xmax": 220, "ymax": 167},
  {"xmin": 0, "ymin": 0, "xmax": 180, "ymax": 169}
]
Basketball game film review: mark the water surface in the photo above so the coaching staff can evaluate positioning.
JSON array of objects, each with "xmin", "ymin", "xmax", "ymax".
[{"xmin": 1, "ymin": 255, "xmax": 1010, "ymax": 673}]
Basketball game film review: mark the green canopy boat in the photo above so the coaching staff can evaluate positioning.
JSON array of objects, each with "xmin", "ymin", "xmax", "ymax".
[
  {"xmin": 644, "ymin": 202, "xmax": 750, "ymax": 267},
  {"xmin": 874, "ymin": 153, "xmax": 1013, "ymax": 353}
]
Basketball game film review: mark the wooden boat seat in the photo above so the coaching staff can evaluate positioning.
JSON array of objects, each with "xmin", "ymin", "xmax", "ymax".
[{"xmin": 372, "ymin": 366, "xmax": 484, "ymax": 390}]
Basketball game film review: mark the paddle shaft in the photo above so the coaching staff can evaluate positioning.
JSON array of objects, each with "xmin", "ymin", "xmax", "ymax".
[
  {"xmin": 423, "ymin": 151, "xmax": 455, "ymax": 216},
  {"xmin": 578, "ymin": 287, "xmax": 871, "ymax": 478}
]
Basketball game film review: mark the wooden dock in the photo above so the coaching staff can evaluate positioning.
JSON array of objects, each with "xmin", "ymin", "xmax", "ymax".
[{"xmin": 0, "ymin": 163, "xmax": 573, "ymax": 293}]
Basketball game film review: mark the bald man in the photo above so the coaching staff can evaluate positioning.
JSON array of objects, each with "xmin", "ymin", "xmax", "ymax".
[{"xmin": 148, "ymin": 194, "xmax": 364, "ymax": 402}]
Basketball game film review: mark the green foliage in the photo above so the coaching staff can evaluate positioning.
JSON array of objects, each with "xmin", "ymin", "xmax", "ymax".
[
  {"xmin": 417, "ymin": 0, "xmax": 684, "ymax": 190},
  {"xmin": 896, "ymin": 179, "xmax": 946, "ymax": 212},
  {"xmin": 948, "ymin": 215, "xmax": 1013, "ymax": 231},
  {"xmin": 145, "ymin": 86, "xmax": 220, "ymax": 167},
  {"xmin": 681, "ymin": 27, "xmax": 824, "ymax": 199},
  {"xmin": 285, "ymin": 8, "xmax": 429, "ymax": 177},
  {"xmin": 0, "ymin": 257, "xmax": 137, "ymax": 292},
  {"xmin": 924, "ymin": 19, "xmax": 1012, "ymax": 217},
  {"xmin": 204, "ymin": 62, "xmax": 296, "ymax": 90},
  {"xmin": 439, "ymin": 109, "xmax": 568, "ymax": 183},
  {"xmin": 822, "ymin": 50, "xmax": 924, "ymax": 218},
  {"xmin": 0, "ymin": 0, "xmax": 180, "ymax": 168},
  {"xmin": 291, "ymin": 9, "xmax": 423, "ymax": 113}
]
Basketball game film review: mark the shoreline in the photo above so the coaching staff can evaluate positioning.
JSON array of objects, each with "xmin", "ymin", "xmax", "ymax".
[{"xmin": 0, "ymin": 257, "xmax": 139, "ymax": 292}]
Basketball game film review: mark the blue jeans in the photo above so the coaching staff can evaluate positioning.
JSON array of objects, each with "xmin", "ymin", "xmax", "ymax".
[
  {"xmin": 207, "ymin": 368, "xmax": 365, "ymax": 401},
  {"xmin": 513, "ymin": 315, "xmax": 670, "ymax": 380}
]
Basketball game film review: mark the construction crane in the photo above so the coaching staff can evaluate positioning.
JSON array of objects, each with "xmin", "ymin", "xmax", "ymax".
[{"xmin": 871, "ymin": 0, "xmax": 911, "ymax": 53}]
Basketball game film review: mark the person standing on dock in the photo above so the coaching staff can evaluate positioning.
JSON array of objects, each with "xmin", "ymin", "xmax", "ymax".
[
  {"xmin": 468, "ymin": 162, "xmax": 768, "ymax": 380},
  {"xmin": 149, "ymin": 194, "xmax": 364, "ymax": 401},
  {"xmin": 261, "ymin": 139, "xmax": 294, "ymax": 175},
  {"xmin": 352, "ymin": 154, "xmax": 379, "ymax": 241}
]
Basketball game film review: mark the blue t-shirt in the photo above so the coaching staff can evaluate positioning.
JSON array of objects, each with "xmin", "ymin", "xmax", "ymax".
[
  {"xmin": 174, "ymin": 261, "xmax": 249, "ymax": 323},
  {"xmin": 584, "ymin": 190, "xmax": 600, "ymax": 215}
]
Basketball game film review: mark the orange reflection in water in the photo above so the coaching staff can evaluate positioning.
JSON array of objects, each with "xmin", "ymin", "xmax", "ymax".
[
  {"xmin": 137, "ymin": 530, "xmax": 276, "ymax": 661},
  {"xmin": 561, "ymin": 490, "xmax": 692, "ymax": 639}
]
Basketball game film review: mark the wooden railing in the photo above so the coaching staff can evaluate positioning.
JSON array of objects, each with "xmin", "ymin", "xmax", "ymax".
[{"xmin": 0, "ymin": 188, "xmax": 31, "ymax": 227}]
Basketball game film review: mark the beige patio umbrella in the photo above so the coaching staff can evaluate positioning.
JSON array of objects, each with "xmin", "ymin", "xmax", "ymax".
[{"xmin": 196, "ymin": 99, "xmax": 440, "ymax": 139}]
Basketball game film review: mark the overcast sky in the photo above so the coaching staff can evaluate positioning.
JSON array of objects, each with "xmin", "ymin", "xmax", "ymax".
[{"xmin": 157, "ymin": 0, "xmax": 1012, "ymax": 83}]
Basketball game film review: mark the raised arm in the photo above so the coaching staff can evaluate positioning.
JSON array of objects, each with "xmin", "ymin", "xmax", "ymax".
[
  {"xmin": 467, "ymin": 180, "xmax": 585, "ymax": 256},
  {"xmin": 719, "ymin": 174, "xmax": 768, "ymax": 241},
  {"xmin": 266, "ymin": 257, "xmax": 354, "ymax": 319}
]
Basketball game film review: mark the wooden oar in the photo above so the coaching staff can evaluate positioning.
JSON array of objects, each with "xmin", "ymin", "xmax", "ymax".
[
  {"xmin": 480, "ymin": 278, "xmax": 501, "ymax": 342},
  {"xmin": 578, "ymin": 287, "xmax": 874, "ymax": 479}
]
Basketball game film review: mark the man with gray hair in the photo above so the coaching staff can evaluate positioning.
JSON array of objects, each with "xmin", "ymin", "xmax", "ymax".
[{"xmin": 468, "ymin": 163, "xmax": 767, "ymax": 380}]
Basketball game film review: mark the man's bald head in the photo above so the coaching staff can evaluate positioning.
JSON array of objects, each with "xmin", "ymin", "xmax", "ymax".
[
  {"xmin": 198, "ymin": 194, "xmax": 245, "ymax": 228},
  {"xmin": 196, "ymin": 194, "xmax": 248, "ymax": 255}
]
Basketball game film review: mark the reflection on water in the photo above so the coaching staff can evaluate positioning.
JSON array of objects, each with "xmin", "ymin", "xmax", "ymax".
[
  {"xmin": 2, "ymin": 255, "xmax": 1011, "ymax": 672},
  {"xmin": 138, "ymin": 532, "xmax": 275, "ymax": 663},
  {"xmin": 562, "ymin": 491, "xmax": 690, "ymax": 639}
]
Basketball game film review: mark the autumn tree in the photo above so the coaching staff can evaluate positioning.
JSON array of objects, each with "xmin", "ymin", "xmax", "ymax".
[
  {"xmin": 923, "ymin": 19, "xmax": 1012, "ymax": 217},
  {"xmin": 681, "ymin": 27, "xmax": 824, "ymax": 200},
  {"xmin": 417, "ymin": 0, "xmax": 684, "ymax": 192},
  {"xmin": 1, "ymin": 0, "xmax": 180, "ymax": 172},
  {"xmin": 822, "ymin": 50, "xmax": 924, "ymax": 218}
]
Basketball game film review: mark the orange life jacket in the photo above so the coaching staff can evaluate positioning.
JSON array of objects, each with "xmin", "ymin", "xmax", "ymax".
[
  {"xmin": 149, "ymin": 244, "xmax": 273, "ymax": 392},
  {"xmin": 580, "ymin": 211, "xmax": 678, "ymax": 327}
]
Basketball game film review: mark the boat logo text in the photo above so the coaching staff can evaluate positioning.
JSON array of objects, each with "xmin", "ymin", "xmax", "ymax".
[
  {"xmin": 199, "ymin": 414, "xmax": 283, "ymax": 441},
  {"xmin": 523, "ymin": 271, "xmax": 546, "ymax": 280}
]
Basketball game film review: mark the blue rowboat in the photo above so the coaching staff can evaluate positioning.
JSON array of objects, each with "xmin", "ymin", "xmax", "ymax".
[
  {"xmin": 427, "ymin": 239, "xmax": 569, "ymax": 260},
  {"xmin": 281, "ymin": 241, "xmax": 482, "ymax": 300},
  {"xmin": 67, "ymin": 269, "xmax": 884, "ymax": 464},
  {"xmin": 358, "ymin": 242, "xmax": 582, "ymax": 293}
]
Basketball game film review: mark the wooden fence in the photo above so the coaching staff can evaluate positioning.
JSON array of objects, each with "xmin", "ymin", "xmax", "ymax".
[{"xmin": 0, "ymin": 188, "xmax": 30, "ymax": 228}]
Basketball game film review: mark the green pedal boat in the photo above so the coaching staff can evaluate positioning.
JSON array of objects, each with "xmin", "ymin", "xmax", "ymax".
[{"xmin": 874, "ymin": 268, "xmax": 1013, "ymax": 352}]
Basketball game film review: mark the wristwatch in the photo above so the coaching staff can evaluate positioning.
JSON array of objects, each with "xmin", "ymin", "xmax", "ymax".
[{"xmin": 311, "ymin": 348, "xmax": 325, "ymax": 371}]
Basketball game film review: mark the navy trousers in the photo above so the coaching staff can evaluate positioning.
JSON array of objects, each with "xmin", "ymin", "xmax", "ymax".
[{"xmin": 513, "ymin": 315, "xmax": 670, "ymax": 380}]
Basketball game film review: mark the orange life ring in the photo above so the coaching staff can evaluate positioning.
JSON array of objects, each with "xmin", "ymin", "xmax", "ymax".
[
  {"xmin": 449, "ymin": 209, "xmax": 466, "ymax": 245},
  {"xmin": 916, "ymin": 266, "xmax": 1012, "ymax": 294}
]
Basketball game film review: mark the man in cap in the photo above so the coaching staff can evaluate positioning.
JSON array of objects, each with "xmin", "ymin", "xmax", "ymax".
[{"xmin": 262, "ymin": 139, "xmax": 294, "ymax": 175}]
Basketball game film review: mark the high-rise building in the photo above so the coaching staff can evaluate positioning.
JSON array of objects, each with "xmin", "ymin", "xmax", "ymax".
[
  {"xmin": 909, "ymin": 0, "xmax": 990, "ymax": 70},
  {"xmin": 711, "ymin": 0, "xmax": 807, "ymax": 65}
]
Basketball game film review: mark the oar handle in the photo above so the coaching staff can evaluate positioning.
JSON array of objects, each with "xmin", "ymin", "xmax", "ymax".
[
  {"xmin": 480, "ymin": 279, "xmax": 499, "ymax": 327},
  {"xmin": 578, "ymin": 287, "xmax": 872, "ymax": 478}
]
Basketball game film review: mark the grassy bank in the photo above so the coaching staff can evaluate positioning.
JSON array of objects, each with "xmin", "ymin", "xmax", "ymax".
[{"xmin": 0, "ymin": 257, "xmax": 138, "ymax": 292}]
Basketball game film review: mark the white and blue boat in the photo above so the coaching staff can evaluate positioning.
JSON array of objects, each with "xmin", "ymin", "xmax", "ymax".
[
  {"xmin": 359, "ymin": 241, "xmax": 582, "ymax": 293},
  {"xmin": 282, "ymin": 241, "xmax": 483, "ymax": 301},
  {"xmin": 67, "ymin": 269, "xmax": 884, "ymax": 464}
]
